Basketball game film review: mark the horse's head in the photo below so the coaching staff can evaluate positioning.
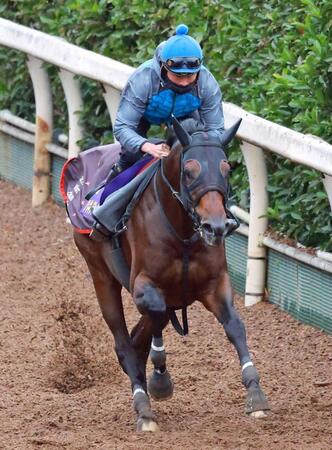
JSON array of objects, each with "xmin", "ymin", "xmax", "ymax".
[{"xmin": 164, "ymin": 116, "xmax": 241, "ymax": 246}]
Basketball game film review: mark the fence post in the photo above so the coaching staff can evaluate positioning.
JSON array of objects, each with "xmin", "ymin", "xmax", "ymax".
[
  {"xmin": 240, "ymin": 143, "xmax": 268, "ymax": 306},
  {"xmin": 322, "ymin": 174, "xmax": 332, "ymax": 212},
  {"xmin": 27, "ymin": 56, "xmax": 53, "ymax": 206},
  {"xmin": 102, "ymin": 84, "xmax": 121, "ymax": 141},
  {"xmin": 58, "ymin": 69, "xmax": 83, "ymax": 158}
]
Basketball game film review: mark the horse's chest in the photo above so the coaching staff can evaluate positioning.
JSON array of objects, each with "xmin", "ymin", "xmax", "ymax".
[{"xmin": 158, "ymin": 253, "xmax": 221, "ymax": 296}]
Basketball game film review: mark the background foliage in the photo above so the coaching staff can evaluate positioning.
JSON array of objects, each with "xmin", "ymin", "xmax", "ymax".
[{"xmin": 0, "ymin": 0, "xmax": 331, "ymax": 249}]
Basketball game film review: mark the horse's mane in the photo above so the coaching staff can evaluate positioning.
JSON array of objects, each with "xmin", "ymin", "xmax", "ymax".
[{"xmin": 165, "ymin": 118, "xmax": 205, "ymax": 147}]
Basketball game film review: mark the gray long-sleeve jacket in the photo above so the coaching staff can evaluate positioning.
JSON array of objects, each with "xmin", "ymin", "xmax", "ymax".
[{"xmin": 113, "ymin": 46, "xmax": 225, "ymax": 153}]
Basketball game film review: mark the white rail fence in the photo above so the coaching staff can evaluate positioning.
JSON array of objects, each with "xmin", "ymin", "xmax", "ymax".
[{"xmin": 1, "ymin": 18, "xmax": 332, "ymax": 307}]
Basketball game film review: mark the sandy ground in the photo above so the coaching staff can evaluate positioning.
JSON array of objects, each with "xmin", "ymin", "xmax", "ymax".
[{"xmin": 0, "ymin": 179, "xmax": 331, "ymax": 450}]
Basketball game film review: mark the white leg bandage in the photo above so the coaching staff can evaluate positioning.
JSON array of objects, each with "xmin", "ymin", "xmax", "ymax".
[
  {"xmin": 242, "ymin": 361, "xmax": 253, "ymax": 372},
  {"xmin": 133, "ymin": 387, "xmax": 146, "ymax": 397}
]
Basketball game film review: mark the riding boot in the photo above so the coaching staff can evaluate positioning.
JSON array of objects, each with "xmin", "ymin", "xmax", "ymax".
[
  {"xmin": 105, "ymin": 149, "xmax": 144, "ymax": 183},
  {"xmin": 90, "ymin": 150, "xmax": 144, "ymax": 241},
  {"xmin": 105, "ymin": 161, "xmax": 123, "ymax": 183}
]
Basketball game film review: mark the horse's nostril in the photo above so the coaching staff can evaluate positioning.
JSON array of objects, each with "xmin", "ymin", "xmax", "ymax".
[
  {"xmin": 202, "ymin": 222, "xmax": 214, "ymax": 235},
  {"xmin": 225, "ymin": 218, "xmax": 238, "ymax": 235},
  {"xmin": 202, "ymin": 221, "xmax": 226, "ymax": 237}
]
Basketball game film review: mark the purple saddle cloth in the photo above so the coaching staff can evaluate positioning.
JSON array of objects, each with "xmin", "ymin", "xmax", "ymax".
[{"xmin": 60, "ymin": 143, "xmax": 153, "ymax": 233}]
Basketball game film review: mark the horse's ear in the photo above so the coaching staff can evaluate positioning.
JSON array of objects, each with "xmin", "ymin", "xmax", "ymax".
[
  {"xmin": 220, "ymin": 118, "xmax": 242, "ymax": 147},
  {"xmin": 171, "ymin": 115, "xmax": 192, "ymax": 148}
]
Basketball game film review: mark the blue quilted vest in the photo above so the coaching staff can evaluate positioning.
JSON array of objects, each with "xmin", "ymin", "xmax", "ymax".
[{"xmin": 143, "ymin": 86, "xmax": 201, "ymax": 125}]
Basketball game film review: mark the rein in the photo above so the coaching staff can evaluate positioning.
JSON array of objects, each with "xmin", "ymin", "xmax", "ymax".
[
  {"xmin": 153, "ymin": 170, "xmax": 200, "ymax": 336},
  {"xmin": 153, "ymin": 139, "xmax": 239, "ymax": 336},
  {"xmin": 160, "ymin": 158, "xmax": 204, "ymax": 234}
]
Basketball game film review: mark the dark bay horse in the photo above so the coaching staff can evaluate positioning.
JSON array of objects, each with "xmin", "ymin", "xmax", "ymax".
[{"xmin": 74, "ymin": 117, "xmax": 270, "ymax": 431}]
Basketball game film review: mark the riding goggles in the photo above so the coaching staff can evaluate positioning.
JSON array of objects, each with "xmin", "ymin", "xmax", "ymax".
[{"xmin": 165, "ymin": 57, "xmax": 202, "ymax": 74}]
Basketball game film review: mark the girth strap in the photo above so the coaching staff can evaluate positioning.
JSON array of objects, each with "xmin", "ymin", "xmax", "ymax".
[{"xmin": 169, "ymin": 242, "xmax": 191, "ymax": 336}]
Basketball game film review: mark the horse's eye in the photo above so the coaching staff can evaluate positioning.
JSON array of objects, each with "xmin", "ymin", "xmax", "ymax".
[
  {"xmin": 183, "ymin": 159, "xmax": 201, "ymax": 186},
  {"xmin": 184, "ymin": 170, "xmax": 194, "ymax": 180},
  {"xmin": 220, "ymin": 160, "xmax": 231, "ymax": 177},
  {"xmin": 183, "ymin": 170, "xmax": 196, "ymax": 186}
]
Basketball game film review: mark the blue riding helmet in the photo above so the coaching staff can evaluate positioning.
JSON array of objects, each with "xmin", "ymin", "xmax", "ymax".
[{"xmin": 160, "ymin": 24, "xmax": 203, "ymax": 74}]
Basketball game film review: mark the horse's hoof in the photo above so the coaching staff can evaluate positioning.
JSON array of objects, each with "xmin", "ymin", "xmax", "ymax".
[
  {"xmin": 249, "ymin": 410, "xmax": 267, "ymax": 419},
  {"xmin": 148, "ymin": 369, "xmax": 174, "ymax": 401},
  {"xmin": 245, "ymin": 386, "xmax": 270, "ymax": 416},
  {"xmin": 136, "ymin": 418, "xmax": 159, "ymax": 432}
]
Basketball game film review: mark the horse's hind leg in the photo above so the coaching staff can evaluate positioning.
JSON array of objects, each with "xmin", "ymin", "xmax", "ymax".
[
  {"xmin": 74, "ymin": 234, "xmax": 158, "ymax": 431},
  {"xmin": 203, "ymin": 272, "xmax": 270, "ymax": 418}
]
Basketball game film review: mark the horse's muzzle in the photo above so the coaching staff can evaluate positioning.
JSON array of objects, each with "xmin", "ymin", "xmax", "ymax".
[{"xmin": 201, "ymin": 218, "xmax": 237, "ymax": 246}]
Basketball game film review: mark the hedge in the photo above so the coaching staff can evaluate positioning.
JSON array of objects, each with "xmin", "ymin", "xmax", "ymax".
[{"xmin": 0, "ymin": 0, "xmax": 331, "ymax": 249}]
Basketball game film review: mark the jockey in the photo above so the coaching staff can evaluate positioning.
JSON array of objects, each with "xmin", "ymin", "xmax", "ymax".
[{"xmin": 107, "ymin": 23, "xmax": 225, "ymax": 180}]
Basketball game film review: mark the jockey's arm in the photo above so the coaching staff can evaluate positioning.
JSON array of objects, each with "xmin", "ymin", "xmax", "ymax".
[
  {"xmin": 114, "ymin": 71, "xmax": 170, "ymax": 158},
  {"xmin": 198, "ymin": 70, "xmax": 225, "ymax": 142},
  {"xmin": 113, "ymin": 72, "xmax": 150, "ymax": 154}
]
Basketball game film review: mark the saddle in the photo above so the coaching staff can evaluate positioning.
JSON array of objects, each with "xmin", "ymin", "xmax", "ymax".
[{"xmin": 60, "ymin": 139, "xmax": 166, "ymax": 234}]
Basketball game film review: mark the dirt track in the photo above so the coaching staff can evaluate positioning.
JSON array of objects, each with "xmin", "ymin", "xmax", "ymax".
[{"xmin": 0, "ymin": 179, "xmax": 331, "ymax": 450}]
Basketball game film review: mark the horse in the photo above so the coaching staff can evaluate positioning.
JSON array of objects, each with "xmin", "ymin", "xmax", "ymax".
[{"xmin": 73, "ymin": 117, "xmax": 270, "ymax": 431}]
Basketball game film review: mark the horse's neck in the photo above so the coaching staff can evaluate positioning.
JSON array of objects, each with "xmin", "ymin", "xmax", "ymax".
[{"xmin": 155, "ymin": 164, "xmax": 194, "ymax": 241}]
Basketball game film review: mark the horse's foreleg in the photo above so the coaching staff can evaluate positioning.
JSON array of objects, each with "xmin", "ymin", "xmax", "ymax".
[
  {"xmin": 148, "ymin": 313, "xmax": 174, "ymax": 402},
  {"xmin": 75, "ymin": 236, "xmax": 158, "ymax": 431},
  {"xmin": 86, "ymin": 264, "xmax": 139, "ymax": 377},
  {"xmin": 91, "ymin": 266, "xmax": 159, "ymax": 431},
  {"xmin": 131, "ymin": 311, "xmax": 173, "ymax": 404},
  {"xmin": 128, "ymin": 315, "xmax": 159, "ymax": 431},
  {"xmin": 130, "ymin": 276, "xmax": 174, "ymax": 426},
  {"xmin": 203, "ymin": 273, "xmax": 270, "ymax": 417}
]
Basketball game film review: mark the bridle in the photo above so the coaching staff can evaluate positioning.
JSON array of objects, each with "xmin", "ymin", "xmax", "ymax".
[{"xmin": 157, "ymin": 140, "xmax": 238, "ymax": 242}]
